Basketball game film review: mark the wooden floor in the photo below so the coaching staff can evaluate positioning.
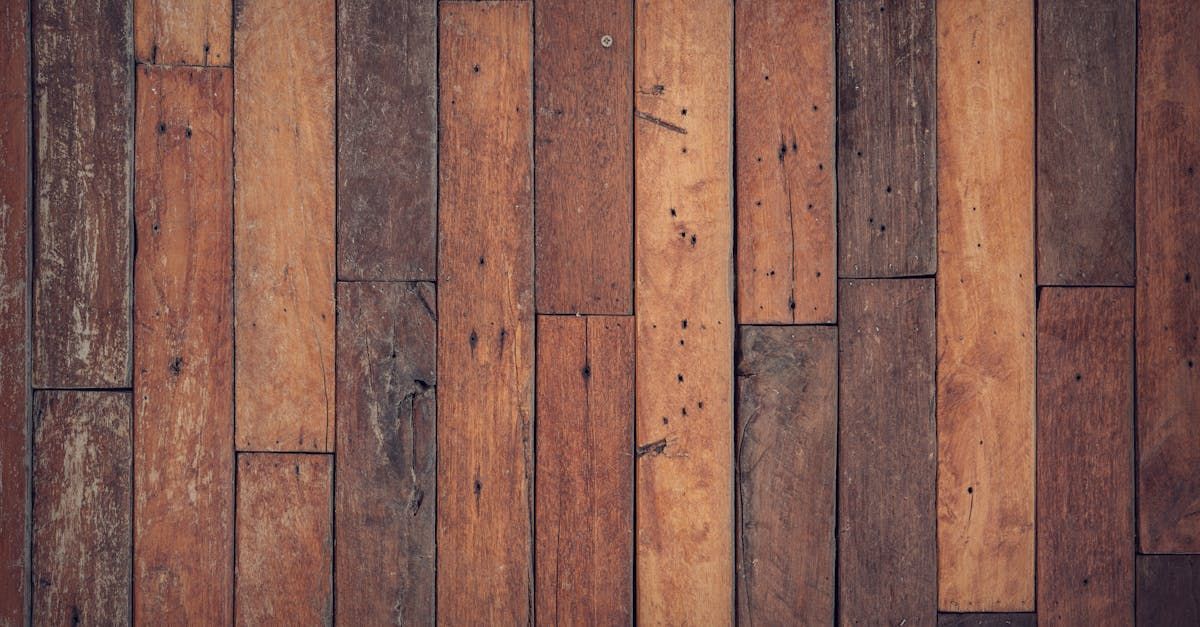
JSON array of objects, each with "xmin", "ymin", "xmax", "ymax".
[{"xmin": 1, "ymin": 0, "xmax": 1197, "ymax": 624}]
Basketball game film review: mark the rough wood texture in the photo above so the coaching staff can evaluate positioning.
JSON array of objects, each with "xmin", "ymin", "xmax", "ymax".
[
  {"xmin": 338, "ymin": 0, "xmax": 436, "ymax": 281},
  {"xmin": 736, "ymin": 325, "xmax": 836, "ymax": 625},
  {"xmin": 534, "ymin": 0, "xmax": 632, "ymax": 315},
  {"xmin": 936, "ymin": 0, "xmax": 1035, "ymax": 611},
  {"xmin": 1037, "ymin": 287, "xmax": 1134, "ymax": 624},
  {"xmin": 1036, "ymin": 0, "xmax": 1135, "ymax": 286},
  {"xmin": 335, "ymin": 281, "xmax": 435, "ymax": 624},
  {"xmin": 736, "ymin": 0, "xmax": 835, "ymax": 323},
  {"xmin": 135, "ymin": 0, "xmax": 230, "ymax": 66},
  {"xmin": 837, "ymin": 0, "xmax": 935, "ymax": 278},
  {"xmin": 634, "ymin": 1, "xmax": 733, "ymax": 623},
  {"xmin": 32, "ymin": 391, "xmax": 131, "ymax": 625},
  {"xmin": 437, "ymin": 3, "xmax": 533, "ymax": 624},
  {"xmin": 838, "ymin": 278, "xmax": 936, "ymax": 626},
  {"xmin": 1137, "ymin": 555, "xmax": 1200, "ymax": 626},
  {"xmin": 535, "ymin": 315, "xmax": 633, "ymax": 624},
  {"xmin": 233, "ymin": 0, "xmax": 335, "ymax": 452},
  {"xmin": 33, "ymin": 0, "xmax": 132, "ymax": 388},
  {"xmin": 938, "ymin": 614, "xmax": 1037, "ymax": 627},
  {"xmin": 133, "ymin": 65, "xmax": 233, "ymax": 624},
  {"xmin": 1137, "ymin": 0, "xmax": 1200, "ymax": 554}
]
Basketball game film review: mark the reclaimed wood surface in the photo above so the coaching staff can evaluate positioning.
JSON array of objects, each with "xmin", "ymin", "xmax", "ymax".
[
  {"xmin": 1137, "ymin": 555, "xmax": 1200, "ymax": 626},
  {"xmin": 135, "ymin": 0, "xmax": 230, "ymax": 66}
]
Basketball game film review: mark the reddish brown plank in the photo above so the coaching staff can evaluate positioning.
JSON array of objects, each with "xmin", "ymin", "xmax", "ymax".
[
  {"xmin": 1137, "ymin": 555, "xmax": 1200, "ymax": 626},
  {"xmin": 135, "ymin": 0, "xmax": 231, "ymax": 66}
]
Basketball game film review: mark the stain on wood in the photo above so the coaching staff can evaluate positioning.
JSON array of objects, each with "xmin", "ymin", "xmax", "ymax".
[
  {"xmin": 135, "ymin": 0, "xmax": 231, "ymax": 66},
  {"xmin": 938, "ymin": 614, "xmax": 1037, "ymax": 627},
  {"xmin": 1137, "ymin": 555, "xmax": 1200, "ymax": 626}
]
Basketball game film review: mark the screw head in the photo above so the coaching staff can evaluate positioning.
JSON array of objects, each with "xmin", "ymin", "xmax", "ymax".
[{"xmin": 600, "ymin": 34, "xmax": 613, "ymax": 48}]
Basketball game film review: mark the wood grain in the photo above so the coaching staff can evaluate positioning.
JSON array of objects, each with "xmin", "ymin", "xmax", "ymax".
[
  {"xmin": 437, "ymin": 3, "xmax": 533, "ymax": 624},
  {"xmin": 135, "ymin": 0, "xmax": 230, "ymax": 66},
  {"xmin": 936, "ymin": 0, "xmax": 1035, "ymax": 611},
  {"xmin": 634, "ymin": 0, "xmax": 733, "ymax": 623},
  {"xmin": 535, "ymin": 315, "xmax": 633, "ymax": 624},
  {"xmin": 534, "ymin": 0, "xmax": 632, "ymax": 315},
  {"xmin": 736, "ymin": 0, "xmax": 834, "ymax": 323},
  {"xmin": 938, "ymin": 614, "xmax": 1037, "ymax": 627},
  {"xmin": 335, "ymin": 281, "xmax": 435, "ymax": 624},
  {"xmin": 338, "ymin": 0, "xmax": 436, "ymax": 281},
  {"xmin": 1137, "ymin": 555, "xmax": 1200, "ymax": 626},
  {"xmin": 233, "ymin": 0, "xmax": 334, "ymax": 452},
  {"xmin": 736, "ymin": 325, "xmax": 835, "ymax": 625},
  {"xmin": 838, "ymin": 278, "xmax": 936, "ymax": 626}
]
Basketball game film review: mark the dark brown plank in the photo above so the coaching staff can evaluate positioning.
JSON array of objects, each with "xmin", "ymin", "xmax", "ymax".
[
  {"xmin": 736, "ymin": 325, "xmax": 836, "ymax": 624},
  {"xmin": 1137, "ymin": 555, "xmax": 1200, "ymax": 626},
  {"xmin": 938, "ymin": 614, "xmax": 1037, "ymax": 627},
  {"xmin": 335, "ymin": 281, "xmax": 436, "ymax": 624},
  {"xmin": 135, "ymin": 0, "xmax": 231, "ymax": 66},
  {"xmin": 338, "ymin": 0, "xmax": 436, "ymax": 281},
  {"xmin": 838, "ymin": 278, "xmax": 936, "ymax": 625}
]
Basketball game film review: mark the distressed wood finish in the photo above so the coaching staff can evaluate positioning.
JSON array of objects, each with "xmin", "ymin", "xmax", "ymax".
[
  {"xmin": 938, "ymin": 614, "xmax": 1037, "ymax": 627},
  {"xmin": 135, "ymin": 0, "xmax": 230, "ymax": 65},
  {"xmin": 1137, "ymin": 555, "xmax": 1200, "ymax": 626}
]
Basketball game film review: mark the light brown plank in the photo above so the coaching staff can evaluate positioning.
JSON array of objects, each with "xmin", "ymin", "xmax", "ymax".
[{"xmin": 135, "ymin": 0, "xmax": 231, "ymax": 66}]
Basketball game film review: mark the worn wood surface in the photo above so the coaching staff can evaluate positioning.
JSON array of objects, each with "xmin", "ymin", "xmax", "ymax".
[
  {"xmin": 437, "ymin": 3, "xmax": 533, "ymax": 624},
  {"xmin": 736, "ymin": 325, "xmax": 835, "ymax": 625},
  {"xmin": 736, "ymin": 0, "xmax": 834, "ymax": 323},
  {"xmin": 938, "ymin": 614, "xmax": 1037, "ymax": 627},
  {"xmin": 936, "ymin": 0, "xmax": 1035, "ymax": 611},
  {"xmin": 135, "ymin": 0, "xmax": 230, "ymax": 66},
  {"xmin": 1137, "ymin": 555, "xmax": 1200, "ymax": 626}
]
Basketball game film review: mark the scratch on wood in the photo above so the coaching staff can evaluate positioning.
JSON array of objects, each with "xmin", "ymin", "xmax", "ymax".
[{"xmin": 635, "ymin": 110, "xmax": 687, "ymax": 134}]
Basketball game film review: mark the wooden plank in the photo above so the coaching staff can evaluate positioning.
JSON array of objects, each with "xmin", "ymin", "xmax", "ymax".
[
  {"xmin": 335, "ymin": 281, "xmax": 436, "ymax": 624},
  {"xmin": 837, "ymin": 0, "xmax": 935, "ymax": 278},
  {"xmin": 135, "ymin": 0, "xmax": 231, "ymax": 66},
  {"xmin": 1036, "ymin": 287, "xmax": 1134, "ymax": 623},
  {"xmin": 936, "ymin": 0, "xmax": 1035, "ymax": 611},
  {"xmin": 938, "ymin": 614, "xmax": 1037, "ymax": 627},
  {"xmin": 338, "ymin": 0, "xmax": 436, "ymax": 281},
  {"xmin": 32, "ymin": 0, "xmax": 132, "ymax": 388},
  {"xmin": 535, "ymin": 315, "xmax": 633, "ymax": 623},
  {"xmin": 838, "ymin": 278, "xmax": 936, "ymax": 625},
  {"xmin": 1136, "ymin": 0, "xmax": 1200, "ymax": 554},
  {"xmin": 235, "ymin": 453, "xmax": 332, "ymax": 624},
  {"xmin": 736, "ymin": 325, "xmax": 836, "ymax": 624},
  {"xmin": 132, "ymin": 65, "xmax": 233, "ymax": 624},
  {"xmin": 437, "ymin": 3, "xmax": 533, "ymax": 624},
  {"xmin": 736, "ymin": 0, "xmax": 834, "ymax": 323},
  {"xmin": 1036, "ymin": 0, "xmax": 1135, "ymax": 285},
  {"xmin": 233, "ymin": 0, "xmax": 334, "ymax": 452},
  {"xmin": 32, "ymin": 391, "xmax": 131, "ymax": 624},
  {"xmin": 534, "ymin": 0, "xmax": 632, "ymax": 315},
  {"xmin": 634, "ymin": 0, "xmax": 733, "ymax": 622},
  {"xmin": 1137, "ymin": 555, "xmax": 1200, "ymax": 626}
]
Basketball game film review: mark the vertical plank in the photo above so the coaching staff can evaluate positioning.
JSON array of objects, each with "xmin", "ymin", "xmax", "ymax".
[
  {"xmin": 938, "ymin": 614, "xmax": 1037, "ymax": 627},
  {"xmin": 234, "ymin": 0, "xmax": 335, "ymax": 452},
  {"xmin": 32, "ymin": 0, "xmax": 133, "ymax": 388},
  {"xmin": 135, "ymin": 0, "xmax": 231, "ymax": 66},
  {"xmin": 736, "ymin": 0, "xmax": 835, "ymax": 324},
  {"xmin": 32, "ymin": 391, "xmax": 131, "ymax": 624},
  {"xmin": 1036, "ymin": 0, "xmax": 1135, "ymax": 285},
  {"xmin": 338, "ymin": 0, "xmax": 436, "ymax": 281},
  {"xmin": 837, "ymin": 0, "xmax": 935, "ymax": 278},
  {"xmin": 1137, "ymin": 555, "xmax": 1200, "ymax": 626},
  {"xmin": 838, "ymin": 278, "xmax": 936, "ymax": 625},
  {"xmin": 1137, "ymin": 0, "xmax": 1200, "ymax": 553},
  {"xmin": 437, "ymin": 2, "xmax": 533, "ymax": 623},
  {"xmin": 1037, "ymin": 288, "xmax": 1134, "ymax": 623},
  {"xmin": 534, "ymin": 0, "xmax": 632, "ymax": 315},
  {"xmin": 133, "ymin": 65, "xmax": 233, "ymax": 624},
  {"xmin": 634, "ymin": 0, "xmax": 733, "ymax": 622},
  {"xmin": 936, "ymin": 0, "xmax": 1035, "ymax": 610},
  {"xmin": 736, "ymin": 325, "xmax": 836, "ymax": 624},
  {"xmin": 335, "ymin": 281, "xmax": 436, "ymax": 624}
]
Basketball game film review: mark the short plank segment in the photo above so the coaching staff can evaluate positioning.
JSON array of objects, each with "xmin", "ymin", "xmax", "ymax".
[
  {"xmin": 1137, "ymin": 555, "xmax": 1200, "ymax": 626},
  {"xmin": 936, "ymin": 0, "xmax": 1035, "ymax": 611},
  {"xmin": 736, "ymin": 0, "xmax": 835, "ymax": 323},
  {"xmin": 535, "ymin": 315, "xmax": 633, "ymax": 623},
  {"xmin": 736, "ymin": 325, "xmax": 836, "ymax": 624},
  {"xmin": 135, "ymin": 0, "xmax": 231, "ymax": 66},
  {"xmin": 234, "ymin": 0, "xmax": 335, "ymax": 452},
  {"xmin": 437, "ymin": 3, "xmax": 533, "ymax": 624},
  {"xmin": 534, "ymin": 0, "xmax": 632, "ymax": 314},
  {"xmin": 838, "ymin": 279, "xmax": 936, "ymax": 625},
  {"xmin": 938, "ymin": 614, "xmax": 1037, "ymax": 627}
]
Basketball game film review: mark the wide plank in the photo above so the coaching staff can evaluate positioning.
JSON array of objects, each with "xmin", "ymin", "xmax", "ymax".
[
  {"xmin": 1137, "ymin": 555, "xmax": 1200, "ymax": 626},
  {"xmin": 135, "ymin": 0, "xmax": 230, "ymax": 66}
]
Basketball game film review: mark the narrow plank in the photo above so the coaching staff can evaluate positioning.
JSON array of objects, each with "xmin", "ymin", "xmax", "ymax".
[
  {"xmin": 938, "ymin": 614, "xmax": 1037, "ymax": 627},
  {"xmin": 1137, "ymin": 555, "xmax": 1200, "ymax": 626},
  {"xmin": 1036, "ymin": 0, "xmax": 1135, "ymax": 285},
  {"xmin": 534, "ymin": 0, "xmax": 632, "ymax": 315},
  {"xmin": 736, "ymin": 0, "xmax": 835, "ymax": 323},
  {"xmin": 133, "ymin": 65, "xmax": 233, "ymax": 624},
  {"xmin": 32, "ymin": 0, "xmax": 132, "ymax": 388},
  {"xmin": 1037, "ymin": 287, "xmax": 1134, "ymax": 623},
  {"xmin": 736, "ymin": 325, "xmax": 836, "ymax": 624},
  {"xmin": 233, "ymin": 0, "xmax": 335, "ymax": 451},
  {"xmin": 135, "ymin": 0, "xmax": 231, "ymax": 66},
  {"xmin": 837, "ymin": 0, "xmax": 935, "ymax": 278},
  {"xmin": 1137, "ymin": 0, "xmax": 1200, "ymax": 553},
  {"xmin": 634, "ymin": 0, "xmax": 733, "ymax": 622},
  {"xmin": 936, "ymin": 0, "xmax": 1035, "ymax": 611},
  {"xmin": 838, "ymin": 278, "xmax": 936, "ymax": 625},
  {"xmin": 437, "ymin": 3, "xmax": 533, "ymax": 623},
  {"xmin": 335, "ymin": 281, "xmax": 436, "ymax": 624},
  {"xmin": 32, "ymin": 391, "xmax": 131, "ymax": 624},
  {"xmin": 535, "ymin": 315, "xmax": 634, "ymax": 623},
  {"xmin": 338, "ymin": 0, "xmax": 436, "ymax": 281}
]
